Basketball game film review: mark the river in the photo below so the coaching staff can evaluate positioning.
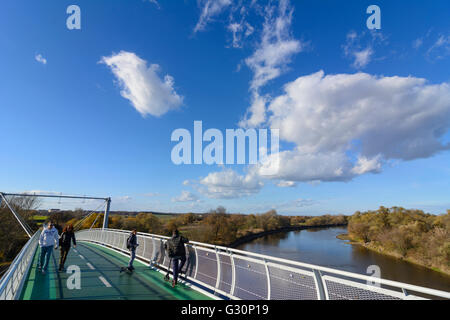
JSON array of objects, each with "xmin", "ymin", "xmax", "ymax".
[{"xmin": 235, "ymin": 226, "xmax": 450, "ymax": 292}]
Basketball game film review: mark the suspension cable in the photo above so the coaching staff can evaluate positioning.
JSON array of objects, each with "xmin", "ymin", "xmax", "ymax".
[
  {"xmin": 74, "ymin": 201, "xmax": 106, "ymax": 231},
  {"xmin": 89, "ymin": 212, "xmax": 102, "ymax": 229},
  {"xmin": 0, "ymin": 193, "xmax": 33, "ymax": 238}
]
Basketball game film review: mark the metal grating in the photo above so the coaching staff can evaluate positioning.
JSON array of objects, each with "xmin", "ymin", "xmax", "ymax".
[
  {"xmin": 233, "ymin": 257, "xmax": 268, "ymax": 300},
  {"xmin": 184, "ymin": 246, "xmax": 197, "ymax": 278},
  {"xmin": 325, "ymin": 279, "xmax": 402, "ymax": 300},
  {"xmin": 268, "ymin": 265, "xmax": 317, "ymax": 300},
  {"xmin": 195, "ymin": 248, "xmax": 218, "ymax": 288},
  {"xmin": 218, "ymin": 254, "xmax": 233, "ymax": 294},
  {"xmin": 155, "ymin": 239, "xmax": 165, "ymax": 265},
  {"xmin": 143, "ymin": 237, "xmax": 153, "ymax": 261},
  {"xmin": 136, "ymin": 236, "xmax": 145, "ymax": 257}
]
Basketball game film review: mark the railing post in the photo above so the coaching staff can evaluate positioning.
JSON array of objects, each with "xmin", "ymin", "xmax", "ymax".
[
  {"xmin": 263, "ymin": 258, "xmax": 271, "ymax": 300},
  {"xmin": 313, "ymin": 269, "xmax": 327, "ymax": 300},
  {"xmin": 214, "ymin": 247, "xmax": 221, "ymax": 293},
  {"xmin": 230, "ymin": 252, "xmax": 236, "ymax": 297},
  {"xmin": 193, "ymin": 246, "xmax": 199, "ymax": 279},
  {"xmin": 151, "ymin": 236, "xmax": 156, "ymax": 266},
  {"xmin": 142, "ymin": 236, "xmax": 146, "ymax": 260}
]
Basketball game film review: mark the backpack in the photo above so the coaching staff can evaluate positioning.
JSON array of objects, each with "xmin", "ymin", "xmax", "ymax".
[
  {"xmin": 126, "ymin": 234, "xmax": 132, "ymax": 249},
  {"xmin": 167, "ymin": 236, "xmax": 185, "ymax": 258},
  {"xmin": 167, "ymin": 239, "xmax": 177, "ymax": 258}
]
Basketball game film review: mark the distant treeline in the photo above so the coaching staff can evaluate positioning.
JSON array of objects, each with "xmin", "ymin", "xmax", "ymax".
[
  {"xmin": 347, "ymin": 207, "xmax": 450, "ymax": 274},
  {"xmin": 72, "ymin": 206, "xmax": 348, "ymax": 246}
]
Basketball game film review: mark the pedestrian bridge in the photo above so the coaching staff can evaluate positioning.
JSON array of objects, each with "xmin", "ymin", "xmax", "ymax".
[{"xmin": 1, "ymin": 228, "xmax": 449, "ymax": 300}]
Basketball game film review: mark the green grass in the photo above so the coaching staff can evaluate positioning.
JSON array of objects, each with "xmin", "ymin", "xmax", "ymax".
[
  {"xmin": 33, "ymin": 215, "xmax": 48, "ymax": 220},
  {"xmin": 32, "ymin": 215, "xmax": 48, "ymax": 226},
  {"xmin": 153, "ymin": 214, "xmax": 177, "ymax": 221}
]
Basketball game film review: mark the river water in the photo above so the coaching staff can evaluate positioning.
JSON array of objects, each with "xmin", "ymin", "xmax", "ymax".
[{"xmin": 235, "ymin": 227, "xmax": 450, "ymax": 292}]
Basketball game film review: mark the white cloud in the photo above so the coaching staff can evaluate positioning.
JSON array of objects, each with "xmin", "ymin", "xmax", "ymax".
[
  {"xmin": 202, "ymin": 71, "xmax": 450, "ymax": 195},
  {"xmin": 413, "ymin": 37, "xmax": 423, "ymax": 49},
  {"xmin": 194, "ymin": 0, "xmax": 232, "ymax": 33},
  {"xmin": 277, "ymin": 180, "xmax": 297, "ymax": 188},
  {"xmin": 142, "ymin": 192, "xmax": 161, "ymax": 197},
  {"xmin": 172, "ymin": 190, "xmax": 199, "ymax": 202},
  {"xmin": 146, "ymin": 0, "xmax": 160, "ymax": 8},
  {"xmin": 100, "ymin": 51, "xmax": 183, "ymax": 117},
  {"xmin": 253, "ymin": 70, "xmax": 450, "ymax": 183},
  {"xmin": 227, "ymin": 21, "xmax": 254, "ymax": 48},
  {"xmin": 240, "ymin": 0, "xmax": 304, "ymax": 128},
  {"xmin": 351, "ymin": 155, "xmax": 382, "ymax": 175},
  {"xmin": 115, "ymin": 196, "xmax": 132, "ymax": 202},
  {"xmin": 342, "ymin": 31, "xmax": 386, "ymax": 69},
  {"xmin": 276, "ymin": 180, "xmax": 296, "ymax": 187},
  {"xmin": 193, "ymin": 168, "xmax": 263, "ymax": 199},
  {"xmin": 258, "ymin": 150, "xmax": 356, "ymax": 182},
  {"xmin": 239, "ymin": 92, "xmax": 268, "ymax": 127},
  {"xmin": 245, "ymin": 1, "xmax": 301, "ymax": 91},
  {"xmin": 279, "ymin": 198, "xmax": 316, "ymax": 209},
  {"xmin": 35, "ymin": 54, "xmax": 47, "ymax": 65},
  {"xmin": 427, "ymin": 34, "xmax": 450, "ymax": 60},
  {"xmin": 352, "ymin": 47, "xmax": 374, "ymax": 69},
  {"xmin": 192, "ymin": 1, "xmax": 305, "ymax": 129}
]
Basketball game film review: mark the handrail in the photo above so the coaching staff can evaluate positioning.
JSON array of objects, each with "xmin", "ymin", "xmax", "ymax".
[
  {"xmin": 77, "ymin": 228, "xmax": 450, "ymax": 300},
  {"xmin": 0, "ymin": 231, "xmax": 40, "ymax": 300}
]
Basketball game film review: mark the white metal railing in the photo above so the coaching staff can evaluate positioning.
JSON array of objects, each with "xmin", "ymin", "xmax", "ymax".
[
  {"xmin": 0, "ymin": 231, "xmax": 39, "ymax": 300},
  {"xmin": 77, "ymin": 228, "xmax": 450, "ymax": 300}
]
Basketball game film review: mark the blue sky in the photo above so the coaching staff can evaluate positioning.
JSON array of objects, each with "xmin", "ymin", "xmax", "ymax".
[{"xmin": 1, "ymin": 0, "xmax": 449, "ymax": 215}]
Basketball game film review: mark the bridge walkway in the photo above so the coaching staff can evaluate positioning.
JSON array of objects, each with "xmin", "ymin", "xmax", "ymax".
[{"xmin": 19, "ymin": 242, "xmax": 210, "ymax": 300}]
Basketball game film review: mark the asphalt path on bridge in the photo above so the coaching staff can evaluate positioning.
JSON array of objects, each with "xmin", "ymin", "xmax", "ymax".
[{"xmin": 20, "ymin": 242, "xmax": 210, "ymax": 300}]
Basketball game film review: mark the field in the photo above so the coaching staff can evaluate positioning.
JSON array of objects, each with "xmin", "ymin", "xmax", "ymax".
[{"xmin": 32, "ymin": 215, "xmax": 48, "ymax": 226}]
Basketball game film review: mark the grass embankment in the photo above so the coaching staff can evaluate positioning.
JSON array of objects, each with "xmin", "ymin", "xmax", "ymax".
[{"xmin": 341, "ymin": 207, "xmax": 450, "ymax": 275}]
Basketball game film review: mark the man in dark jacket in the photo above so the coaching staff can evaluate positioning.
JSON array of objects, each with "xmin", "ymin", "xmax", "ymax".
[
  {"xmin": 165, "ymin": 229, "xmax": 189, "ymax": 287},
  {"xmin": 126, "ymin": 229, "xmax": 138, "ymax": 272}
]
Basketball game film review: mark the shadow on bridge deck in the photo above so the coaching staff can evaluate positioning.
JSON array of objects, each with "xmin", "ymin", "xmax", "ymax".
[{"xmin": 19, "ymin": 242, "xmax": 211, "ymax": 300}]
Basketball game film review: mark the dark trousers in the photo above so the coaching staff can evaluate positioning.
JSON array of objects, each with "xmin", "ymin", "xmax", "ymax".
[
  {"xmin": 59, "ymin": 246, "xmax": 70, "ymax": 268},
  {"xmin": 128, "ymin": 249, "xmax": 136, "ymax": 269},
  {"xmin": 172, "ymin": 255, "xmax": 186, "ymax": 282}
]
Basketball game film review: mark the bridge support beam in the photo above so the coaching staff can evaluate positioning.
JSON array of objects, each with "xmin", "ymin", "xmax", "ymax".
[
  {"xmin": 0, "ymin": 193, "xmax": 32, "ymax": 238},
  {"xmin": 102, "ymin": 198, "xmax": 111, "ymax": 229}
]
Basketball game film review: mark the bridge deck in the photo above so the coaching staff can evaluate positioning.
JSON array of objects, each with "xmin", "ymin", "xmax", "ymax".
[{"xmin": 19, "ymin": 242, "xmax": 211, "ymax": 300}]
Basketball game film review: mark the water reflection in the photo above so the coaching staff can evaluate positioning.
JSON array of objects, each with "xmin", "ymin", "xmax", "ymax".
[{"xmin": 236, "ymin": 227, "xmax": 450, "ymax": 292}]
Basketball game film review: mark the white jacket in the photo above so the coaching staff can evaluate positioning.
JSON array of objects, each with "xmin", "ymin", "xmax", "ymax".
[{"xmin": 39, "ymin": 227, "xmax": 59, "ymax": 248}]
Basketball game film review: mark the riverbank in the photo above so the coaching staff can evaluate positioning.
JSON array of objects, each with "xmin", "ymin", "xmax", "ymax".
[
  {"xmin": 337, "ymin": 233, "xmax": 450, "ymax": 276},
  {"xmin": 228, "ymin": 223, "xmax": 348, "ymax": 248}
]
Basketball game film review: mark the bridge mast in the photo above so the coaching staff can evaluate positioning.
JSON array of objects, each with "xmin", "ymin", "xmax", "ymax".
[{"xmin": 102, "ymin": 197, "xmax": 111, "ymax": 229}]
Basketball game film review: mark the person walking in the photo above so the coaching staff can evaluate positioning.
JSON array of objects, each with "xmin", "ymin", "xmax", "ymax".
[
  {"xmin": 121, "ymin": 229, "xmax": 138, "ymax": 273},
  {"xmin": 38, "ymin": 221, "xmax": 59, "ymax": 275},
  {"xmin": 165, "ymin": 229, "xmax": 189, "ymax": 287},
  {"xmin": 58, "ymin": 224, "xmax": 76, "ymax": 271}
]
